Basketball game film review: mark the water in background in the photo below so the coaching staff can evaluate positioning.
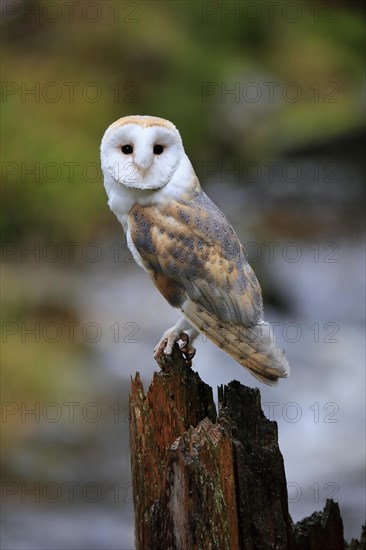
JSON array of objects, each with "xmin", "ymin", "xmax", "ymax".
[{"xmin": 2, "ymin": 157, "xmax": 365, "ymax": 548}]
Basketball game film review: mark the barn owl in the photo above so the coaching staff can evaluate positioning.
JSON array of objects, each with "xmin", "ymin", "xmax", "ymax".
[{"xmin": 100, "ymin": 115, "xmax": 289, "ymax": 385}]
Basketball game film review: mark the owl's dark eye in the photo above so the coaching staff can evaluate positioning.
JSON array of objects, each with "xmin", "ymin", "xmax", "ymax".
[
  {"xmin": 153, "ymin": 144, "xmax": 164, "ymax": 155},
  {"xmin": 121, "ymin": 145, "xmax": 133, "ymax": 154}
]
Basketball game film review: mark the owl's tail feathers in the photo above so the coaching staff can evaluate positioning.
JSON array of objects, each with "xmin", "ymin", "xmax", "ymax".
[
  {"xmin": 233, "ymin": 321, "xmax": 290, "ymax": 386},
  {"xmin": 183, "ymin": 302, "xmax": 289, "ymax": 385}
]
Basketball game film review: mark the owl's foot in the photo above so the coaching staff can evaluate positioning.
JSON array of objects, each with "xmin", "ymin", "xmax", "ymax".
[{"xmin": 154, "ymin": 330, "xmax": 196, "ymax": 366}]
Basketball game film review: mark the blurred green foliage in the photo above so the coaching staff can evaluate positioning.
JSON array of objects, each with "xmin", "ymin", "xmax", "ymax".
[{"xmin": 1, "ymin": 0, "xmax": 365, "ymax": 242}]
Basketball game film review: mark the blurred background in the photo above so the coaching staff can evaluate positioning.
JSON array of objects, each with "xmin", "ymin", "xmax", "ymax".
[{"xmin": 1, "ymin": 0, "xmax": 365, "ymax": 548}]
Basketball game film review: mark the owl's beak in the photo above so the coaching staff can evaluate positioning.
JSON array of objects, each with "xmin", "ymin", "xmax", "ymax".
[
  {"xmin": 136, "ymin": 165, "xmax": 148, "ymax": 176},
  {"xmin": 134, "ymin": 162, "xmax": 152, "ymax": 177}
]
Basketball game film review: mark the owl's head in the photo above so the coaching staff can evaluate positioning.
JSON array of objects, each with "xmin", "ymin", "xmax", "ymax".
[{"xmin": 100, "ymin": 115, "xmax": 185, "ymax": 192}]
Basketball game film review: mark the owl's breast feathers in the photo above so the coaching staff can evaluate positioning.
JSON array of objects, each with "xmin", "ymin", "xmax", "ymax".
[{"xmin": 128, "ymin": 189, "xmax": 263, "ymax": 327}]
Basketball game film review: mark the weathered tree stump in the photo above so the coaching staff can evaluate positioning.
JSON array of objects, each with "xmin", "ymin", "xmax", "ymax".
[{"xmin": 129, "ymin": 346, "xmax": 364, "ymax": 549}]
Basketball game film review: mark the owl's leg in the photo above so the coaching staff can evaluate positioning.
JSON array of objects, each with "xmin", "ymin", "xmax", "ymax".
[{"xmin": 154, "ymin": 317, "xmax": 199, "ymax": 363}]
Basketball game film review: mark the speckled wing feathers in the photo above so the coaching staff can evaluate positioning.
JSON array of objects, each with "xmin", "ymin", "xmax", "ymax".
[
  {"xmin": 129, "ymin": 190, "xmax": 262, "ymax": 322},
  {"xmin": 128, "ymin": 189, "xmax": 289, "ymax": 384}
]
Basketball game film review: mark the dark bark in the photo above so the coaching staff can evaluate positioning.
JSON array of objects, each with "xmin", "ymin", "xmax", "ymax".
[
  {"xmin": 293, "ymin": 499, "xmax": 344, "ymax": 550},
  {"xmin": 129, "ymin": 346, "xmax": 362, "ymax": 550}
]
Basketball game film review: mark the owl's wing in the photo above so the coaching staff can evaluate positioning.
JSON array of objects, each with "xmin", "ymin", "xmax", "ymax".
[
  {"xmin": 128, "ymin": 190, "xmax": 289, "ymax": 384},
  {"xmin": 129, "ymin": 190, "xmax": 263, "ymax": 324}
]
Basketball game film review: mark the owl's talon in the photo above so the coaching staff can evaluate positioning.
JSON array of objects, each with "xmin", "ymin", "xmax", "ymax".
[
  {"xmin": 178, "ymin": 332, "xmax": 196, "ymax": 362},
  {"xmin": 178, "ymin": 332, "xmax": 189, "ymax": 348},
  {"xmin": 180, "ymin": 346, "xmax": 196, "ymax": 363},
  {"xmin": 180, "ymin": 345, "xmax": 196, "ymax": 361}
]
